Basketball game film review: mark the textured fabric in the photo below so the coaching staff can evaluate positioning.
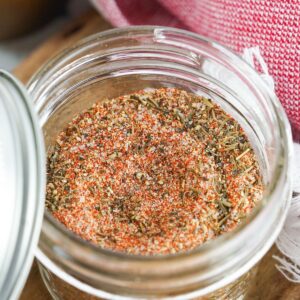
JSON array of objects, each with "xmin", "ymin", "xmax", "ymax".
[
  {"xmin": 92, "ymin": 0, "xmax": 300, "ymax": 131},
  {"xmin": 274, "ymin": 143, "xmax": 300, "ymax": 282}
]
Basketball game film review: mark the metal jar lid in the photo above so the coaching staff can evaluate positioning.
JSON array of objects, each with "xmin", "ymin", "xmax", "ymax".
[{"xmin": 0, "ymin": 71, "xmax": 45, "ymax": 300}]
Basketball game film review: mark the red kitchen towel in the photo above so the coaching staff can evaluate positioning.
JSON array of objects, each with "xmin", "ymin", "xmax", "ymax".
[{"xmin": 92, "ymin": 0, "xmax": 300, "ymax": 133}]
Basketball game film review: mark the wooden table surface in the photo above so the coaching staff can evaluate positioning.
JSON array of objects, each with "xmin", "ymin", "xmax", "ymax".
[{"xmin": 15, "ymin": 10, "xmax": 300, "ymax": 300}]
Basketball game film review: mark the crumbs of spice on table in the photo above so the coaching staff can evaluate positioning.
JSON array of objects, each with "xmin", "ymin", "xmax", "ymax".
[{"xmin": 46, "ymin": 88, "xmax": 263, "ymax": 255}]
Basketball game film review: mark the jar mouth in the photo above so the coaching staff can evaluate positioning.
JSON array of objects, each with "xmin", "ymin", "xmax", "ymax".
[{"xmin": 29, "ymin": 26, "xmax": 293, "ymax": 296}]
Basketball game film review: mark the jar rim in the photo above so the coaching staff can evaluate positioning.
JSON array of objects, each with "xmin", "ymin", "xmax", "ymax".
[{"xmin": 30, "ymin": 26, "xmax": 293, "ymax": 297}]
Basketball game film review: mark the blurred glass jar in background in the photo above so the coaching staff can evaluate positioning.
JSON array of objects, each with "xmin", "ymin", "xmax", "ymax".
[{"xmin": 0, "ymin": 0, "xmax": 63, "ymax": 40}]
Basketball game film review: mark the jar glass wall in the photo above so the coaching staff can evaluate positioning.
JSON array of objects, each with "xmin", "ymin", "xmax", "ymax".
[{"xmin": 27, "ymin": 27, "xmax": 293, "ymax": 299}]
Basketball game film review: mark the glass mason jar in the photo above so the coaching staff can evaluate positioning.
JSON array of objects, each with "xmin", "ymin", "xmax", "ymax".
[{"xmin": 27, "ymin": 27, "xmax": 293, "ymax": 299}]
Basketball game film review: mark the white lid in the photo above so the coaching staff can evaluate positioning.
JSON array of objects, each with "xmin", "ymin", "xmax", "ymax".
[{"xmin": 0, "ymin": 71, "xmax": 45, "ymax": 300}]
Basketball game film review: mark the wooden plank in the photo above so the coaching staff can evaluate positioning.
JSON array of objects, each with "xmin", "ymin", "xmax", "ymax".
[
  {"xmin": 16, "ymin": 9, "xmax": 300, "ymax": 300},
  {"xmin": 19, "ymin": 261, "xmax": 51, "ymax": 300}
]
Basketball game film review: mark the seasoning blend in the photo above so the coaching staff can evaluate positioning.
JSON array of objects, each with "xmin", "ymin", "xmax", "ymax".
[{"xmin": 47, "ymin": 88, "xmax": 263, "ymax": 256}]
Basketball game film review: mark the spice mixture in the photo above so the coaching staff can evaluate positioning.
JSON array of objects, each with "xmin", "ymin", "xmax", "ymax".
[{"xmin": 46, "ymin": 88, "xmax": 263, "ymax": 255}]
